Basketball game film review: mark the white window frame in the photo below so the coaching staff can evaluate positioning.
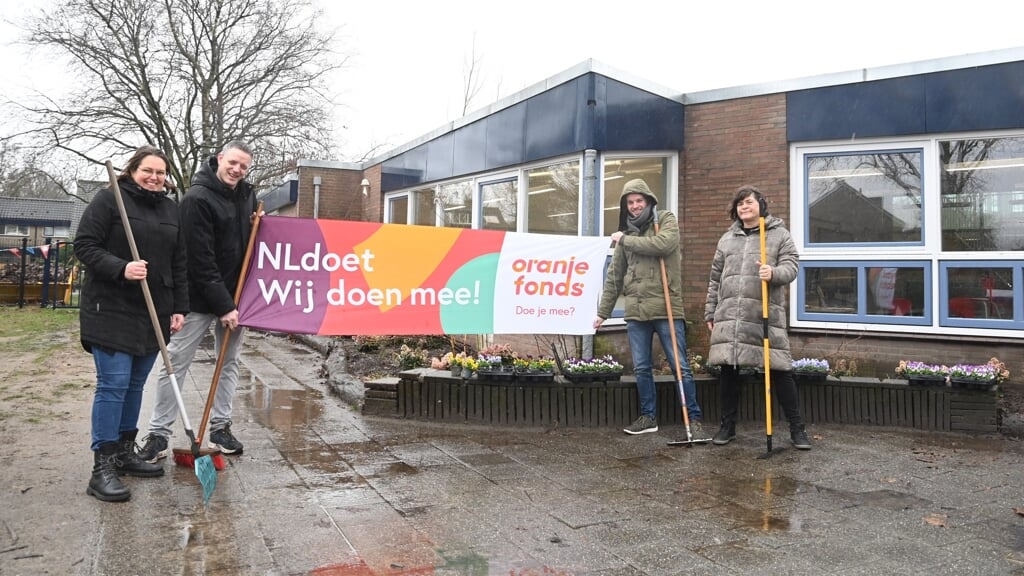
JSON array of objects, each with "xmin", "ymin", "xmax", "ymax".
[{"xmin": 790, "ymin": 130, "xmax": 1024, "ymax": 339}]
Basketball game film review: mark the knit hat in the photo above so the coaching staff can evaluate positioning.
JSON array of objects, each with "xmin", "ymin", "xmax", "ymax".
[{"xmin": 618, "ymin": 179, "xmax": 658, "ymax": 232}]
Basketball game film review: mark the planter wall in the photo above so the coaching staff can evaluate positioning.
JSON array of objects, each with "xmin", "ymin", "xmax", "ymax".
[{"xmin": 370, "ymin": 369, "xmax": 999, "ymax": 434}]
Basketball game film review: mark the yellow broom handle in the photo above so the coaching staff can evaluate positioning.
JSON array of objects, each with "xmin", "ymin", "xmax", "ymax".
[{"xmin": 760, "ymin": 216, "xmax": 772, "ymax": 437}]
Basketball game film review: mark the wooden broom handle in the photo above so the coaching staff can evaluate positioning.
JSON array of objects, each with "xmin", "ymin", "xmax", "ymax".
[{"xmin": 197, "ymin": 201, "xmax": 264, "ymax": 443}]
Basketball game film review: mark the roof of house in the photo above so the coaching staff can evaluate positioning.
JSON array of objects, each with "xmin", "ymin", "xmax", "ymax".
[{"xmin": 0, "ymin": 196, "xmax": 76, "ymax": 226}]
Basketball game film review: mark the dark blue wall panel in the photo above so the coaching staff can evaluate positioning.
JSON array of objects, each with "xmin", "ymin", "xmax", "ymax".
[
  {"xmin": 605, "ymin": 78, "xmax": 685, "ymax": 150},
  {"xmin": 524, "ymin": 81, "xmax": 580, "ymax": 163},
  {"xmin": 926, "ymin": 63, "xmax": 1024, "ymax": 133},
  {"xmin": 452, "ymin": 120, "xmax": 486, "ymax": 176},
  {"xmin": 787, "ymin": 77, "xmax": 926, "ymax": 141},
  {"xmin": 484, "ymin": 102, "xmax": 527, "ymax": 171},
  {"xmin": 381, "ymin": 72, "xmax": 684, "ymax": 192},
  {"xmin": 424, "ymin": 132, "xmax": 454, "ymax": 183},
  {"xmin": 788, "ymin": 61, "xmax": 1024, "ymax": 142}
]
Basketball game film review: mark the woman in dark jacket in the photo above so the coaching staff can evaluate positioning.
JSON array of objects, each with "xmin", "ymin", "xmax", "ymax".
[
  {"xmin": 74, "ymin": 145, "xmax": 188, "ymax": 502},
  {"xmin": 704, "ymin": 185, "xmax": 810, "ymax": 450}
]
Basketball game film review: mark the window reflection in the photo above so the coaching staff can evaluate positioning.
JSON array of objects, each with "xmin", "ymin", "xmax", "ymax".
[
  {"xmin": 940, "ymin": 137, "xmax": 1024, "ymax": 251},
  {"xmin": 946, "ymin": 266, "xmax": 1013, "ymax": 319},
  {"xmin": 867, "ymin": 267, "xmax": 924, "ymax": 316},
  {"xmin": 480, "ymin": 179, "xmax": 517, "ymax": 232},
  {"xmin": 806, "ymin": 152, "xmax": 922, "ymax": 244},
  {"xmin": 527, "ymin": 161, "xmax": 579, "ymax": 235},
  {"xmin": 389, "ymin": 196, "xmax": 408, "ymax": 225},
  {"xmin": 438, "ymin": 180, "xmax": 473, "ymax": 228},
  {"xmin": 804, "ymin": 267, "xmax": 857, "ymax": 314},
  {"xmin": 602, "ymin": 157, "xmax": 668, "ymax": 234},
  {"xmin": 412, "ymin": 188, "xmax": 436, "ymax": 226}
]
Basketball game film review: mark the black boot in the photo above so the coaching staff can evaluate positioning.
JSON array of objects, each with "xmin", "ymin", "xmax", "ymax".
[
  {"xmin": 117, "ymin": 430, "xmax": 164, "ymax": 478},
  {"xmin": 790, "ymin": 424, "xmax": 811, "ymax": 450},
  {"xmin": 87, "ymin": 442, "xmax": 131, "ymax": 502},
  {"xmin": 712, "ymin": 421, "xmax": 736, "ymax": 445}
]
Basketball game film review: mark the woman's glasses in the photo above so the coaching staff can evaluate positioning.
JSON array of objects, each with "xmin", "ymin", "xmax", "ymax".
[{"xmin": 139, "ymin": 168, "xmax": 167, "ymax": 178}]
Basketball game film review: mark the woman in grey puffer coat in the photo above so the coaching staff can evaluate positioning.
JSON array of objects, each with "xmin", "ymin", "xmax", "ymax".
[{"xmin": 704, "ymin": 185, "xmax": 810, "ymax": 450}]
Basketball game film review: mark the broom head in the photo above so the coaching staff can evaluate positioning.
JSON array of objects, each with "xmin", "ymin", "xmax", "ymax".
[{"xmin": 172, "ymin": 446, "xmax": 226, "ymax": 470}]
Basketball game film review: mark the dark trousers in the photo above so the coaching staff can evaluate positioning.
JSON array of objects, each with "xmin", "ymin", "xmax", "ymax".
[{"xmin": 718, "ymin": 365, "xmax": 804, "ymax": 429}]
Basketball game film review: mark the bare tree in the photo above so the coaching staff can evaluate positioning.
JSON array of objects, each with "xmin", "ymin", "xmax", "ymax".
[
  {"xmin": 461, "ymin": 33, "xmax": 484, "ymax": 117},
  {"xmin": 14, "ymin": 0, "xmax": 345, "ymax": 198}
]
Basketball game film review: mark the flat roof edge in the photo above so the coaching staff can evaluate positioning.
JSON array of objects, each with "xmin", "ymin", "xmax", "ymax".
[
  {"xmin": 684, "ymin": 46, "xmax": 1024, "ymax": 104},
  {"xmin": 296, "ymin": 159, "xmax": 362, "ymax": 170}
]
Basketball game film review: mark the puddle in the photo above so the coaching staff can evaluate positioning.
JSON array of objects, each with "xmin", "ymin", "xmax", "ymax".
[{"xmin": 709, "ymin": 474, "xmax": 799, "ymax": 532}]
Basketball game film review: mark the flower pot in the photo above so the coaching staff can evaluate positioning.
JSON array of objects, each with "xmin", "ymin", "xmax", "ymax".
[
  {"xmin": 563, "ymin": 371, "xmax": 622, "ymax": 384},
  {"xmin": 792, "ymin": 370, "xmax": 827, "ymax": 383},
  {"xmin": 516, "ymin": 370, "xmax": 554, "ymax": 384},
  {"xmin": 450, "ymin": 365, "xmax": 463, "ymax": 378},
  {"xmin": 476, "ymin": 368, "xmax": 516, "ymax": 383},
  {"xmin": 949, "ymin": 377, "xmax": 997, "ymax": 391},
  {"xmin": 907, "ymin": 374, "xmax": 947, "ymax": 387}
]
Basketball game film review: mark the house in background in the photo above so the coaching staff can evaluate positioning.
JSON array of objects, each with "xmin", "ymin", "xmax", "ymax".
[
  {"xmin": 266, "ymin": 47, "xmax": 1024, "ymax": 378},
  {"xmin": 0, "ymin": 196, "xmax": 75, "ymax": 254}
]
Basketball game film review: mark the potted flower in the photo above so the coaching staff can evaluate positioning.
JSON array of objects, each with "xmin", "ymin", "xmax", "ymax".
[
  {"xmin": 895, "ymin": 360, "xmax": 950, "ymax": 387},
  {"xmin": 476, "ymin": 354, "xmax": 514, "ymax": 382},
  {"xmin": 948, "ymin": 357, "xmax": 1009, "ymax": 390},
  {"xmin": 515, "ymin": 355, "xmax": 555, "ymax": 384},
  {"xmin": 561, "ymin": 354, "xmax": 624, "ymax": 383},
  {"xmin": 792, "ymin": 358, "xmax": 829, "ymax": 382}
]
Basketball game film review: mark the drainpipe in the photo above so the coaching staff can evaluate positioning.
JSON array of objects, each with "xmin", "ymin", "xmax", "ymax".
[
  {"xmin": 312, "ymin": 176, "xmax": 322, "ymax": 219},
  {"xmin": 581, "ymin": 149, "xmax": 598, "ymax": 359}
]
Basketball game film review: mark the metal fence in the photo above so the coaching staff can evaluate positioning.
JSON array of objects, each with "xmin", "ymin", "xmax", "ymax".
[{"xmin": 0, "ymin": 238, "xmax": 81, "ymax": 309}]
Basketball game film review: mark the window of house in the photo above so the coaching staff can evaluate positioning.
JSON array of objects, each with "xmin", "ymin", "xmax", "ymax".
[
  {"xmin": 42, "ymin": 226, "xmax": 70, "ymax": 238},
  {"xmin": 940, "ymin": 137, "xmax": 1024, "ymax": 252},
  {"xmin": 601, "ymin": 156, "xmax": 670, "ymax": 235},
  {"xmin": 438, "ymin": 180, "xmax": 473, "ymax": 228},
  {"xmin": 793, "ymin": 135, "xmax": 1024, "ymax": 337},
  {"xmin": 387, "ymin": 196, "xmax": 408, "ymax": 225},
  {"xmin": 4, "ymin": 225, "xmax": 29, "ymax": 236},
  {"xmin": 806, "ymin": 150, "xmax": 923, "ymax": 245},
  {"xmin": 526, "ymin": 161, "xmax": 579, "ymax": 235},
  {"xmin": 479, "ymin": 176, "xmax": 517, "ymax": 232}
]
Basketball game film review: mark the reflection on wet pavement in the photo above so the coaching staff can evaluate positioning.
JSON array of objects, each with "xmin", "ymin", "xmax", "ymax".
[{"xmin": 75, "ymin": 330, "xmax": 1024, "ymax": 576}]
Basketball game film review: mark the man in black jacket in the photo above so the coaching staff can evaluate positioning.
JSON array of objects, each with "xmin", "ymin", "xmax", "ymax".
[{"xmin": 139, "ymin": 141, "xmax": 258, "ymax": 461}]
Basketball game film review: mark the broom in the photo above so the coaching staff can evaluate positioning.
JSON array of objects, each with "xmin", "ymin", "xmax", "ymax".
[
  {"xmin": 105, "ymin": 161, "xmax": 217, "ymax": 504},
  {"xmin": 171, "ymin": 201, "xmax": 262, "ymax": 470}
]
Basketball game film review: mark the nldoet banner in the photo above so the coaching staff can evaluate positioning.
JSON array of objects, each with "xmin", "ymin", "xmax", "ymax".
[{"xmin": 237, "ymin": 216, "xmax": 610, "ymax": 335}]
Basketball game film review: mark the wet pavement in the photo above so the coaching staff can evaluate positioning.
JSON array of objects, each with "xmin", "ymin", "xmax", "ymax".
[{"xmin": 5, "ymin": 330, "xmax": 1024, "ymax": 575}]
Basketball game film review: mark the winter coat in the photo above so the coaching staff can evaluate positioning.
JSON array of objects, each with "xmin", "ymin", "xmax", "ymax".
[
  {"xmin": 597, "ymin": 184, "xmax": 685, "ymax": 322},
  {"xmin": 181, "ymin": 154, "xmax": 257, "ymax": 317},
  {"xmin": 75, "ymin": 179, "xmax": 188, "ymax": 356},
  {"xmin": 704, "ymin": 215, "xmax": 799, "ymax": 370}
]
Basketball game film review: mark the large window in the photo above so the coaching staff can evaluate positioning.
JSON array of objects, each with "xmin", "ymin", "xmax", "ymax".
[
  {"xmin": 601, "ymin": 156, "xmax": 670, "ymax": 234},
  {"xmin": 526, "ymin": 161, "xmax": 579, "ymax": 235},
  {"xmin": 793, "ymin": 135, "xmax": 1024, "ymax": 337},
  {"xmin": 4, "ymin": 225, "xmax": 28, "ymax": 236},
  {"xmin": 382, "ymin": 152, "xmax": 676, "ymax": 241},
  {"xmin": 806, "ymin": 151, "xmax": 923, "ymax": 245},
  {"xmin": 479, "ymin": 177, "xmax": 517, "ymax": 232},
  {"xmin": 940, "ymin": 137, "xmax": 1024, "ymax": 252}
]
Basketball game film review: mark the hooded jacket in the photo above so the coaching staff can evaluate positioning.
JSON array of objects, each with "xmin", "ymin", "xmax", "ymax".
[
  {"xmin": 180, "ymin": 154, "xmax": 257, "ymax": 316},
  {"xmin": 704, "ymin": 215, "xmax": 799, "ymax": 370},
  {"xmin": 596, "ymin": 179, "xmax": 685, "ymax": 322},
  {"xmin": 75, "ymin": 179, "xmax": 189, "ymax": 355}
]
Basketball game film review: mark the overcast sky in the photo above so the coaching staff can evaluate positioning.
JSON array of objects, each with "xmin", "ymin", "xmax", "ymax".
[{"xmin": 3, "ymin": 0, "xmax": 1023, "ymax": 164}]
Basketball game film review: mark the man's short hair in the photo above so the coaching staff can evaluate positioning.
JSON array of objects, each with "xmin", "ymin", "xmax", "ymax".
[{"xmin": 221, "ymin": 140, "xmax": 253, "ymax": 157}]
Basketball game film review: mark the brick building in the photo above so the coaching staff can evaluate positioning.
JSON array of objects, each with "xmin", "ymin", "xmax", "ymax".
[{"xmin": 261, "ymin": 48, "xmax": 1024, "ymax": 379}]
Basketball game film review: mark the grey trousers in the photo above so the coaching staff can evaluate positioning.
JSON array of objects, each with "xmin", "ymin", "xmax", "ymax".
[{"xmin": 145, "ymin": 312, "xmax": 245, "ymax": 438}]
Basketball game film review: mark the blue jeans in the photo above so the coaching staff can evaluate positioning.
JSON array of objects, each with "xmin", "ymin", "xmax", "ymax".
[
  {"xmin": 90, "ymin": 346, "xmax": 158, "ymax": 451},
  {"xmin": 626, "ymin": 318, "xmax": 702, "ymax": 421}
]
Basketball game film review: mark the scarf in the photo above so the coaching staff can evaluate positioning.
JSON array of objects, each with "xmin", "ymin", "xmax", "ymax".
[{"xmin": 626, "ymin": 205, "xmax": 655, "ymax": 235}]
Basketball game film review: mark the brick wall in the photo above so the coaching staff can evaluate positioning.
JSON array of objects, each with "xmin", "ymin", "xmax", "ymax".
[
  {"xmin": 679, "ymin": 93, "xmax": 789, "ymax": 354},
  {"xmin": 294, "ymin": 168, "xmax": 365, "ymax": 221}
]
